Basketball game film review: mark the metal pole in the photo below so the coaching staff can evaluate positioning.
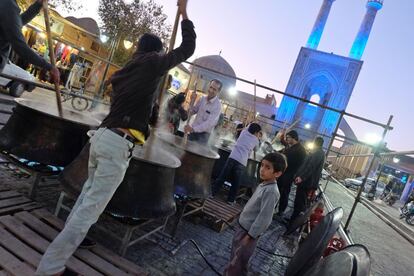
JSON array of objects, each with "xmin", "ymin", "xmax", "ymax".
[
  {"xmin": 253, "ymin": 79, "xmax": 257, "ymax": 119},
  {"xmin": 321, "ymin": 111, "xmax": 344, "ymax": 192},
  {"xmin": 344, "ymin": 115, "xmax": 393, "ymax": 231},
  {"xmin": 374, "ymin": 157, "xmax": 385, "ymax": 187},
  {"xmin": 43, "ymin": 0, "xmax": 63, "ymax": 117},
  {"xmin": 96, "ymin": 35, "xmax": 120, "ymax": 98},
  {"xmin": 325, "ymin": 111, "xmax": 345, "ymax": 159}
]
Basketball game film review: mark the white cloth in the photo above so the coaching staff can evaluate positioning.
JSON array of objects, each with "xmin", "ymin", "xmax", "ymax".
[
  {"xmin": 35, "ymin": 128, "xmax": 133, "ymax": 275},
  {"xmin": 229, "ymin": 129, "xmax": 260, "ymax": 166},
  {"xmin": 190, "ymin": 96, "xmax": 221, "ymax": 133}
]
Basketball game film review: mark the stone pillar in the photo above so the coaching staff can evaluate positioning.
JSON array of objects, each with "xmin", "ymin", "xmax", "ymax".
[
  {"xmin": 306, "ymin": 0, "xmax": 336, "ymax": 49},
  {"xmin": 349, "ymin": 0, "xmax": 383, "ymax": 60}
]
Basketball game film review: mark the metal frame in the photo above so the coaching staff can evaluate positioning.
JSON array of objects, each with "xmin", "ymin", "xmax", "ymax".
[
  {"xmin": 164, "ymin": 197, "xmax": 206, "ymax": 237},
  {"xmin": 0, "ymin": 151, "xmax": 60, "ymax": 199},
  {"xmin": 54, "ymin": 191, "xmax": 169, "ymax": 256}
]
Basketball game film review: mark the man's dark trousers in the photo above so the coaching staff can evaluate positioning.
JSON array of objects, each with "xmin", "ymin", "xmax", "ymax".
[
  {"xmin": 212, "ymin": 158, "xmax": 245, "ymax": 202},
  {"xmin": 277, "ymin": 179, "xmax": 293, "ymax": 214},
  {"xmin": 291, "ymin": 185, "xmax": 309, "ymax": 220}
]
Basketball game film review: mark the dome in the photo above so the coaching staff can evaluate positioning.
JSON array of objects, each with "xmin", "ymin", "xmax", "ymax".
[
  {"xmin": 192, "ymin": 55, "xmax": 236, "ymax": 78},
  {"xmin": 190, "ymin": 55, "xmax": 236, "ymax": 94},
  {"xmin": 65, "ymin": 16, "xmax": 100, "ymax": 37}
]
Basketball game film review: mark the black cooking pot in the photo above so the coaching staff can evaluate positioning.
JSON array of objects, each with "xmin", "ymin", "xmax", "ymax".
[{"xmin": 0, "ymin": 99, "xmax": 100, "ymax": 166}]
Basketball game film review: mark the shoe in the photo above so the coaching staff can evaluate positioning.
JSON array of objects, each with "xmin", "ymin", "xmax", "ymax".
[
  {"xmin": 79, "ymin": 237, "xmax": 96, "ymax": 249},
  {"xmin": 227, "ymin": 201, "xmax": 236, "ymax": 206}
]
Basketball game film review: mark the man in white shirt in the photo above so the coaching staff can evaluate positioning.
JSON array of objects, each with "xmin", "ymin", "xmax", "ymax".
[{"xmin": 184, "ymin": 79, "xmax": 222, "ymax": 145}]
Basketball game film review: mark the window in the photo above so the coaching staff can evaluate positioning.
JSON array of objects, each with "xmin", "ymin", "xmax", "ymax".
[{"xmin": 309, "ymin": 94, "xmax": 320, "ymax": 106}]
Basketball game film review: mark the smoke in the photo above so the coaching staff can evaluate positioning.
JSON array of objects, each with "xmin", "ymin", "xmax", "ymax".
[{"xmin": 86, "ymin": 101, "xmax": 110, "ymax": 123}]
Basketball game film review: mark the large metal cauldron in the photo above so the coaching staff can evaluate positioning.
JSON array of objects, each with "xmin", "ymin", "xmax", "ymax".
[
  {"xmin": 212, "ymin": 144, "xmax": 262, "ymax": 188},
  {"xmin": 60, "ymin": 135, "xmax": 181, "ymax": 219},
  {"xmin": 156, "ymin": 132, "xmax": 220, "ymax": 199},
  {"xmin": 0, "ymin": 99, "xmax": 100, "ymax": 166}
]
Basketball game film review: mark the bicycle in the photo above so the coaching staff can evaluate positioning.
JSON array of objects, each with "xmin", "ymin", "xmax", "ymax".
[{"xmin": 61, "ymin": 84, "xmax": 90, "ymax": 111}]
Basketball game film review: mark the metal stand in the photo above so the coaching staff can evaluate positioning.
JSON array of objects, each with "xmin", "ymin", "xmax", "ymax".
[
  {"xmin": 0, "ymin": 151, "xmax": 61, "ymax": 199},
  {"xmin": 164, "ymin": 196, "xmax": 206, "ymax": 237},
  {"xmin": 55, "ymin": 191, "xmax": 168, "ymax": 256}
]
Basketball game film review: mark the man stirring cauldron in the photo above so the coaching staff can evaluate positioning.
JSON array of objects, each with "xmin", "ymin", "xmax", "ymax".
[
  {"xmin": 184, "ymin": 79, "xmax": 223, "ymax": 145},
  {"xmin": 36, "ymin": 0, "xmax": 196, "ymax": 275}
]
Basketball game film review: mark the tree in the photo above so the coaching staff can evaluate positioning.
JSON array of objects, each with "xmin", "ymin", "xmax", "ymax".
[
  {"xmin": 16, "ymin": 0, "xmax": 82, "ymax": 12},
  {"xmin": 98, "ymin": 0, "xmax": 171, "ymax": 66}
]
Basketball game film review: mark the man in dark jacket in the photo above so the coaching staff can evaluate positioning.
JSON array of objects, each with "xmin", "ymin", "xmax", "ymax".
[
  {"xmin": 36, "ymin": 1, "xmax": 195, "ymax": 275},
  {"xmin": 0, "ymin": 0, "xmax": 59, "ymax": 83},
  {"xmin": 276, "ymin": 130, "xmax": 307, "ymax": 217},
  {"xmin": 290, "ymin": 136, "xmax": 325, "ymax": 220}
]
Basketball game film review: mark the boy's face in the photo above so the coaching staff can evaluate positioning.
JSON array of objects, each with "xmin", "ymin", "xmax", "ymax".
[{"xmin": 260, "ymin": 159, "xmax": 283, "ymax": 181}]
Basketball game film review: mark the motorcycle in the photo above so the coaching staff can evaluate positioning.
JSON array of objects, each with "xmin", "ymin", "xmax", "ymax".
[
  {"xmin": 399, "ymin": 201, "xmax": 414, "ymax": 226},
  {"xmin": 383, "ymin": 191, "xmax": 398, "ymax": 206}
]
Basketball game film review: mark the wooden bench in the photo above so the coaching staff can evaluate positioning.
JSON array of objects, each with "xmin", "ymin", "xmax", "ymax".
[
  {"xmin": 188, "ymin": 198, "xmax": 243, "ymax": 232},
  {"xmin": 0, "ymin": 208, "xmax": 147, "ymax": 275},
  {"xmin": 0, "ymin": 189, "xmax": 43, "ymax": 216}
]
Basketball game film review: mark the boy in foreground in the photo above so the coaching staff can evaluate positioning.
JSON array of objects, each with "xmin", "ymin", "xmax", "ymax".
[{"xmin": 224, "ymin": 152, "xmax": 287, "ymax": 275}]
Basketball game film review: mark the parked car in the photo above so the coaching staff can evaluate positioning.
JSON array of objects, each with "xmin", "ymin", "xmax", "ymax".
[
  {"xmin": 344, "ymin": 176, "xmax": 368, "ymax": 189},
  {"xmin": 0, "ymin": 60, "xmax": 36, "ymax": 97},
  {"xmin": 344, "ymin": 176, "xmax": 386, "ymax": 196}
]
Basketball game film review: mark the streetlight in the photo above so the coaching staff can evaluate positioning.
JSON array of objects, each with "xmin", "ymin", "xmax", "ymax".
[
  {"xmin": 123, "ymin": 39, "xmax": 133, "ymax": 50},
  {"xmin": 229, "ymin": 86, "xmax": 237, "ymax": 96},
  {"xmin": 393, "ymin": 157, "xmax": 400, "ymax": 163},
  {"xmin": 363, "ymin": 133, "xmax": 382, "ymax": 145},
  {"xmin": 305, "ymin": 123, "xmax": 311, "ymax": 129},
  {"xmin": 306, "ymin": 142, "xmax": 315, "ymax": 150},
  {"xmin": 100, "ymin": 34, "xmax": 109, "ymax": 44}
]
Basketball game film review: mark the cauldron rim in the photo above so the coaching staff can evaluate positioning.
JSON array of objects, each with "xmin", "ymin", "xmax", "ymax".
[
  {"xmin": 15, "ymin": 98, "xmax": 101, "ymax": 127},
  {"xmin": 131, "ymin": 146, "xmax": 181, "ymax": 169},
  {"xmin": 214, "ymin": 145, "xmax": 262, "ymax": 163},
  {"xmin": 156, "ymin": 132, "xmax": 220, "ymax": 160}
]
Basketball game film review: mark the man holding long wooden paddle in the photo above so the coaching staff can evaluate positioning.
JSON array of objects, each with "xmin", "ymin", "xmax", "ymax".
[
  {"xmin": 0, "ymin": 0, "xmax": 59, "ymax": 83},
  {"xmin": 36, "ymin": 0, "xmax": 195, "ymax": 275}
]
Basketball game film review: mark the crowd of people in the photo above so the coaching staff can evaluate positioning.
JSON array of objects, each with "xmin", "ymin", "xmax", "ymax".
[{"xmin": 1, "ymin": 0, "xmax": 329, "ymax": 275}]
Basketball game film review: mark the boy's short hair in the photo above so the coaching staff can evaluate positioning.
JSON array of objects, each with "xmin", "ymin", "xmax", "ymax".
[
  {"xmin": 248, "ymin": 123, "xmax": 261, "ymax": 135},
  {"xmin": 262, "ymin": 152, "xmax": 287, "ymax": 173}
]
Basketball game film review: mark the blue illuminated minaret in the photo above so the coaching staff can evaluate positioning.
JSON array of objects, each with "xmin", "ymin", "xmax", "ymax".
[
  {"xmin": 306, "ymin": 0, "xmax": 336, "ymax": 49},
  {"xmin": 349, "ymin": 0, "xmax": 383, "ymax": 60}
]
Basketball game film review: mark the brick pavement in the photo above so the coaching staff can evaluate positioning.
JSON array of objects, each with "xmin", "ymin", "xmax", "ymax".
[{"xmin": 0, "ymin": 160, "xmax": 296, "ymax": 275}]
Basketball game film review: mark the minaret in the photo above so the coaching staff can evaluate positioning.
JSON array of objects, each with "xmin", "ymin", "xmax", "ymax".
[
  {"xmin": 349, "ymin": 0, "xmax": 383, "ymax": 60},
  {"xmin": 306, "ymin": 0, "xmax": 336, "ymax": 49}
]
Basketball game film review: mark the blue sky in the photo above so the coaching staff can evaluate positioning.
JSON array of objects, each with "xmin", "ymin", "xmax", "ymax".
[{"xmin": 59, "ymin": 0, "xmax": 414, "ymax": 151}]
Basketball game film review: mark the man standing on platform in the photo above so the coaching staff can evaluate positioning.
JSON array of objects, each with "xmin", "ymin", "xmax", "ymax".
[
  {"xmin": 290, "ymin": 136, "xmax": 325, "ymax": 221},
  {"xmin": 276, "ymin": 130, "xmax": 307, "ymax": 217},
  {"xmin": 184, "ymin": 79, "xmax": 222, "ymax": 145},
  {"xmin": 36, "ymin": 0, "xmax": 195, "ymax": 275}
]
